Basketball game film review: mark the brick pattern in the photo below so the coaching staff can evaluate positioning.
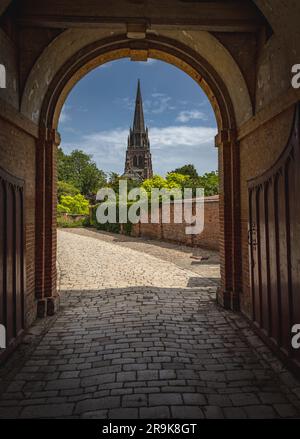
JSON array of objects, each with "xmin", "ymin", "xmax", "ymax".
[
  {"xmin": 131, "ymin": 197, "xmax": 219, "ymax": 251},
  {"xmin": 36, "ymin": 133, "xmax": 59, "ymax": 317},
  {"xmin": 44, "ymin": 139, "xmax": 58, "ymax": 300},
  {"xmin": 0, "ymin": 118, "xmax": 36, "ymax": 328},
  {"xmin": 0, "ymin": 229, "xmax": 299, "ymax": 419}
]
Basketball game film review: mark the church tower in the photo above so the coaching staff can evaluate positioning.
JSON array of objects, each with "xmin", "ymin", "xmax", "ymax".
[{"xmin": 123, "ymin": 80, "xmax": 153, "ymax": 181}]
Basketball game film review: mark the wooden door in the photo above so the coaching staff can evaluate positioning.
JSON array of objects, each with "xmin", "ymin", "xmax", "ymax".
[
  {"xmin": 0, "ymin": 167, "xmax": 25, "ymax": 358},
  {"xmin": 248, "ymin": 103, "xmax": 300, "ymax": 375}
]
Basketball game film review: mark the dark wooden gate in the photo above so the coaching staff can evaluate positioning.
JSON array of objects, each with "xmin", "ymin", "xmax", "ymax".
[
  {"xmin": 0, "ymin": 166, "xmax": 25, "ymax": 358},
  {"xmin": 248, "ymin": 103, "xmax": 300, "ymax": 375}
]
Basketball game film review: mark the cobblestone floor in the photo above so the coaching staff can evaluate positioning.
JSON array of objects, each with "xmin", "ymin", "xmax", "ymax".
[{"xmin": 0, "ymin": 228, "xmax": 300, "ymax": 419}]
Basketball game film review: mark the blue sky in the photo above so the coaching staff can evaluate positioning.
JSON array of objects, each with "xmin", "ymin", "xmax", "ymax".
[{"xmin": 59, "ymin": 58, "xmax": 218, "ymax": 177}]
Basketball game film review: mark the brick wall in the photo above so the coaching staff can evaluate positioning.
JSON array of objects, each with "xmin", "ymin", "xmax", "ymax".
[
  {"xmin": 0, "ymin": 117, "xmax": 36, "ymax": 327},
  {"xmin": 131, "ymin": 196, "xmax": 219, "ymax": 251},
  {"xmin": 193, "ymin": 197, "xmax": 220, "ymax": 250}
]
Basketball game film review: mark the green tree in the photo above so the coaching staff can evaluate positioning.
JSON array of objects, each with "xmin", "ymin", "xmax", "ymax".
[
  {"xmin": 57, "ymin": 194, "xmax": 89, "ymax": 215},
  {"xmin": 57, "ymin": 148, "xmax": 107, "ymax": 196},
  {"xmin": 107, "ymin": 172, "xmax": 121, "ymax": 193},
  {"xmin": 166, "ymin": 169, "xmax": 219, "ymax": 197},
  {"xmin": 166, "ymin": 172, "xmax": 190, "ymax": 188},
  {"xmin": 57, "ymin": 181, "xmax": 80, "ymax": 201},
  {"xmin": 170, "ymin": 164, "xmax": 199, "ymax": 179},
  {"xmin": 141, "ymin": 174, "xmax": 184, "ymax": 202},
  {"xmin": 107, "ymin": 173, "xmax": 142, "ymax": 195},
  {"xmin": 142, "ymin": 175, "xmax": 169, "ymax": 193},
  {"xmin": 197, "ymin": 171, "xmax": 219, "ymax": 196}
]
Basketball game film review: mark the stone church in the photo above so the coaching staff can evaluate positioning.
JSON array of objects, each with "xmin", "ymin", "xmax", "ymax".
[{"xmin": 123, "ymin": 80, "xmax": 153, "ymax": 181}]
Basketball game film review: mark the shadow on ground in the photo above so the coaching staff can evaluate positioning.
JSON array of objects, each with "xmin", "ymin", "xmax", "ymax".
[{"xmin": 0, "ymin": 286, "xmax": 299, "ymax": 419}]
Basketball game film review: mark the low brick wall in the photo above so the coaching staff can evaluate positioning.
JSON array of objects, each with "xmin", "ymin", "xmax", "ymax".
[{"xmin": 131, "ymin": 196, "xmax": 219, "ymax": 251}]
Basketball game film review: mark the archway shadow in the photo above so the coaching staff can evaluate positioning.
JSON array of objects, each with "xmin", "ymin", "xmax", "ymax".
[{"xmin": 0, "ymin": 286, "xmax": 299, "ymax": 419}]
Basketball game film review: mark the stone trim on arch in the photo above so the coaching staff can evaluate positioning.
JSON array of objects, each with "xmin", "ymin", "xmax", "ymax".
[
  {"xmin": 21, "ymin": 29, "xmax": 253, "ymax": 129},
  {"xmin": 23, "ymin": 30, "xmax": 245, "ymax": 314}
]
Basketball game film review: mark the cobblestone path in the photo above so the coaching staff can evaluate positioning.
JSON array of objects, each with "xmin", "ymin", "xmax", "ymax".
[{"xmin": 0, "ymin": 229, "xmax": 300, "ymax": 419}]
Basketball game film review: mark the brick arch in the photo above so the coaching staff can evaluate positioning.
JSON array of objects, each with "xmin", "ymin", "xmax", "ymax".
[
  {"xmin": 33, "ymin": 33, "xmax": 243, "ymax": 316},
  {"xmin": 21, "ymin": 30, "xmax": 253, "ymax": 128},
  {"xmin": 43, "ymin": 36, "xmax": 234, "ymax": 132}
]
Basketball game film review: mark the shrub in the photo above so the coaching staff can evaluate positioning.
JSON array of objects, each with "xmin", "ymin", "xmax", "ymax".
[
  {"xmin": 57, "ymin": 194, "xmax": 89, "ymax": 215},
  {"xmin": 57, "ymin": 181, "xmax": 80, "ymax": 201},
  {"xmin": 57, "ymin": 217, "xmax": 87, "ymax": 228},
  {"xmin": 90, "ymin": 203, "xmax": 133, "ymax": 235}
]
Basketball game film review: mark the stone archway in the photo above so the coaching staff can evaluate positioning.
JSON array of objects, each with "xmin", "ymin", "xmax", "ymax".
[{"xmin": 23, "ymin": 33, "xmax": 250, "ymax": 317}]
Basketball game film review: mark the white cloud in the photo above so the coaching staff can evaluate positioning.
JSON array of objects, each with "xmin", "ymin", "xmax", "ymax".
[
  {"xmin": 176, "ymin": 110, "xmax": 207, "ymax": 123},
  {"xmin": 149, "ymin": 126, "xmax": 216, "ymax": 147},
  {"xmin": 60, "ymin": 125, "xmax": 217, "ymax": 176},
  {"xmin": 117, "ymin": 97, "xmax": 135, "ymax": 111},
  {"xmin": 150, "ymin": 95, "xmax": 176, "ymax": 114},
  {"xmin": 151, "ymin": 93, "xmax": 165, "ymax": 98},
  {"xmin": 59, "ymin": 105, "xmax": 71, "ymax": 124},
  {"xmin": 116, "ymin": 92, "xmax": 176, "ymax": 115}
]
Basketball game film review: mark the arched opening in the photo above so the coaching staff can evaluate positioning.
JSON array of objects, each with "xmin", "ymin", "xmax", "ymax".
[
  {"xmin": 2, "ymin": 0, "xmax": 300, "ymax": 419},
  {"xmin": 32, "ymin": 34, "xmax": 242, "ymax": 316}
]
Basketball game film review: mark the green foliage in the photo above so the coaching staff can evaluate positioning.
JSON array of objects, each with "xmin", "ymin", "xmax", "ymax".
[
  {"xmin": 57, "ymin": 180, "xmax": 80, "ymax": 201},
  {"xmin": 57, "ymin": 194, "xmax": 89, "ymax": 215},
  {"xmin": 96, "ymin": 222, "xmax": 121, "ymax": 234},
  {"xmin": 170, "ymin": 164, "xmax": 199, "ymax": 179},
  {"xmin": 195, "ymin": 171, "xmax": 219, "ymax": 196},
  {"xmin": 58, "ymin": 148, "xmax": 107, "ymax": 196},
  {"xmin": 57, "ymin": 217, "xmax": 88, "ymax": 228},
  {"xmin": 88, "ymin": 168, "xmax": 219, "ymax": 236},
  {"xmin": 167, "ymin": 165, "xmax": 218, "ymax": 196},
  {"xmin": 106, "ymin": 173, "xmax": 141, "ymax": 195},
  {"xmin": 90, "ymin": 203, "xmax": 133, "ymax": 235},
  {"xmin": 165, "ymin": 172, "xmax": 190, "ymax": 188},
  {"xmin": 141, "ymin": 171, "xmax": 218, "ymax": 197},
  {"xmin": 107, "ymin": 172, "xmax": 121, "ymax": 193},
  {"xmin": 142, "ymin": 175, "xmax": 169, "ymax": 193},
  {"xmin": 122, "ymin": 222, "xmax": 133, "ymax": 236},
  {"xmin": 169, "ymin": 170, "xmax": 219, "ymax": 197}
]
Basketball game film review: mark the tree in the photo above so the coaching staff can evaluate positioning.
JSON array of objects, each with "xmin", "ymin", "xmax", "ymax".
[
  {"xmin": 57, "ymin": 181, "xmax": 80, "ymax": 201},
  {"xmin": 57, "ymin": 148, "xmax": 107, "ymax": 196},
  {"xmin": 166, "ymin": 169, "xmax": 219, "ymax": 197},
  {"xmin": 57, "ymin": 194, "xmax": 89, "ymax": 215},
  {"xmin": 197, "ymin": 171, "xmax": 219, "ymax": 196},
  {"xmin": 106, "ymin": 173, "xmax": 141, "ymax": 195},
  {"xmin": 142, "ymin": 175, "xmax": 169, "ymax": 193},
  {"xmin": 107, "ymin": 172, "xmax": 121, "ymax": 193},
  {"xmin": 166, "ymin": 172, "xmax": 190, "ymax": 188},
  {"xmin": 170, "ymin": 164, "xmax": 198, "ymax": 179}
]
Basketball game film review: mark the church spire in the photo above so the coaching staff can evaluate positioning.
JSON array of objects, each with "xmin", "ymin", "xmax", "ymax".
[
  {"xmin": 133, "ymin": 79, "xmax": 146, "ymax": 133},
  {"xmin": 123, "ymin": 79, "xmax": 153, "ymax": 181}
]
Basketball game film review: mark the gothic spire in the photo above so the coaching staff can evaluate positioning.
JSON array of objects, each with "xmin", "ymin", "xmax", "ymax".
[
  {"xmin": 133, "ymin": 79, "xmax": 146, "ymax": 133},
  {"xmin": 123, "ymin": 79, "xmax": 153, "ymax": 181}
]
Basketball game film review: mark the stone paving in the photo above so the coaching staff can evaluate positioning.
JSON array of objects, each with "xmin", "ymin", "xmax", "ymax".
[
  {"xmin": 66, "ymin": 227, "xmax": 220, "ymax": 281},
  {"xmin": 0, "ymin": 228, "xmax": 300, "ymax": 419}
]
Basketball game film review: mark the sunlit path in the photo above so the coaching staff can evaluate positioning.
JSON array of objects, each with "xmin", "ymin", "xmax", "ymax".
[{"xmin": 0, "ymin": 229, "xmax": 299, "ymax": 419}]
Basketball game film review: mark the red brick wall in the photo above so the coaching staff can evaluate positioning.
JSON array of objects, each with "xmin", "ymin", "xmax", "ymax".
[
  {"xmin": 0, "ymin": 117, "xmax": 36, "ymax": 327},
  {"xmin": 193, "ymin": 198, "xmax": 220, "ymax": 250},
  {"xmin": 131, "ymin": 196, "xmax": 219, "ymax": 251}
]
